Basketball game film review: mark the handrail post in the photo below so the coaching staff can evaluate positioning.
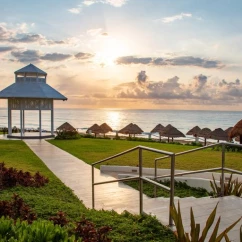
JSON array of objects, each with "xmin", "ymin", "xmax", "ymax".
[
  {"xmin": 221, "ymin": 144, "xmax": 225, "ymax": 196},
  {"xmin": 169, "ymin": 154, "xmax": 175, "ymax": 226},
  {"xmin": 139, "ymin": 147, "xmax": 143, "ymax": 214},
  {"xmin": 154, "ymin": 159, "xmax": 157, "ymax": 197},
  {"xmin": 92, "ymin": 165, "xmax": 95, "ymax": 208}
]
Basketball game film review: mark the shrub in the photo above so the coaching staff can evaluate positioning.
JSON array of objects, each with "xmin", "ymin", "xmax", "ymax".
[
  {"xmin": 210, "ymin": 173, "xmax": 242, "ymax": 197},
  {"xmin": 126, "ymin": 137, "xmax": 155, "ymax": 142},
  {"xmin": 185, "ymin": 142, "xmax": 203, "ymax": 147},
  {"xmin": 0, "ymin": 162, "xmax": 49, "ymax": 189},
  {"xmin": 49, "ymin": 211, "xmax": 69, "ymax": 227},
  {"xmin": 55, "ymin": 130, "xmax": 80, "ymax": 140},
  {"xmin": 0, "ymin": 217, "xmax": 78, "ymax": 242},
  {"xmin": 0, "ymin": 194, "xmax": 37, "ymax": 224},
  {"xmin": 74, "ymin": 217, "xmax": 112, "ymax": 242}
]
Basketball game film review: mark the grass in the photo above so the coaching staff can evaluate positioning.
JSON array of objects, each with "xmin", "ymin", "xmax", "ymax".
[
  {"xmin": 124, "ymin": 180, "xmax": 210, "ymax": 198},
  {"xmin": 0, "ymin": 140, "xmax": 175, "ymax": 241},
  {"xmin": 49, "ymin": 138, "xmax": 242, "ymax": 171}
]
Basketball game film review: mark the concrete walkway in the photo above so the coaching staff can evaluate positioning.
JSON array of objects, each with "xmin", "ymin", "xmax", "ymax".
[{"xmin": 23, "ymin": 139, "xmax": 242, "ymax": 241}]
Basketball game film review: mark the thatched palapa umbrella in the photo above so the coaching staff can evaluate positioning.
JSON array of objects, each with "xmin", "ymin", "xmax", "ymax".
[
  {"xmin": 210, "ymin": 128, "xmax": 228, "ymax": 142},
  {"xmin": 100, "ymin": 123, "xmax": 113, "ymax": 137},
  {"xmin": 229, "ymin": 119, "xmax": 242, "ymax": 144},
  {"xmin": 57, "ymin": 122, "xmax": 76, "ymax": 132},
  {"xmin": 161, "ymin": 124, "xmax": 185, "ymax": 142},
  {"xmin": 119, "ymin": 123, "xmax": 143, "ymax": 137},
  {"xmin": 56, "ymin": 122, "xmax": 77, "ymax": 137},
  {"xmin": 225, "ymin": 127, "xmax": 233, "ymax": 135},
  {"xmin": 198, "ymin": 128, "xmax": 211, "ymax": 146},
  {"xmin": 86, "ymin": 124, "xmax": 104, "ymax": 137},
  {"xmin": 186, "ymin": 126, "xmax": 201, "ymax": 136},
  {"xmin": 150, "ymin": 124, "xmax": 164, "ymax": 141},
  {"xmin": 186, "ymin": 126, "xmax": 201, "ymax": 143}
]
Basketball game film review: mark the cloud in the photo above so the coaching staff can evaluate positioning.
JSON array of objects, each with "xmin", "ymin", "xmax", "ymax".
[
  {"xmin": 165, "ymin": 56, "xmax": 223, "ymax": 68},
  {"xmin": 116, "ymin": 56, "xmax": 152, "ymax": 65},
  {"xmin": 41, "ymin": 53, "xmax": 72, "ymax": 62},
  {"xmin": 68, "ymin": 7, "xmax": 82, "ymax": 14},
  {"xmin": 116, "ymin": 55, "xmax": 223, "ymax": 69},
  {"xmin": 193, "ymin": 74, "xmax": 208, "ymax": 92},
  {"xmin": 0, "ymin": 25, "xmax": 14, "ymax": 40},
  {"xmin": 11, "ymin": 50, "xmax": 41, "ymax": 63},
  {"xmin": 157, "ymin": 13, "xmax": 192, "ymax": 23},
  {"xmin": 0, "ymin": 24, "xmax": 74, "ymax": 46},
  {"xmin": 87, "ymin": 28, "xmax": 103, "ymax": 36},
  {"xmin": 136, "ymin": 71, "xmax": 148, "ymax": 84},
  {"xmin": 114, "ymin": 71, "xmax": 242, "ymax": 106},
  {"xmin": 9, "ymin": 34, "xmax": 45, "ymax": 43},
  {"xmin": 75, "ymin": 52, "xmax": 94, "ymax": 59},
  {"xmin": 219, "ymin": 78, "xmax": 240, "ymax": 87},
  {"xmin": 45, "ymin": 64, "xmax": 67, "ymax": 70},
  {"xmin": 10, "ymin": 49, "xmax": 73, "ymax": 63},
  {"xmin": 82, "ymin": 0, "xmax": 128, "ymax": 7},
  {"xmin": 0, "ymin": 46, "xmax": 15, "ymax": 52},
  {"xmin": 104, "ymin": 0, "xmax": 128, "ymax": 7},
  {"xmin": 83, "ymin": 0, "xmax": 96, "ymax": 5}
]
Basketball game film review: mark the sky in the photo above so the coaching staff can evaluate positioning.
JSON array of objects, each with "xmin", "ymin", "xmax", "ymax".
[{"xmin": 1, "ymin": 0, "xmax": 242, "ymax": 110}]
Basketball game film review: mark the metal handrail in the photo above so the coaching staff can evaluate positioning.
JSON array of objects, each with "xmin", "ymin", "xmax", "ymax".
[
  {"xmin": 154, "ymin": 143, "xmax": 218, "ymax": 162},
  {"xmin": 91, "ymin": 145, "xmax": 175, "ymax": 225},
  {"xmin": 92, "ymin": 141, "xmax": 242, "ymax": 228},
  {"xmin": 155, "ymin": 167, "xmax": 222, "ymax": 180},
  {"xmin": 153, "ymin": 142, "xmax": 242, "ymax": 199}
]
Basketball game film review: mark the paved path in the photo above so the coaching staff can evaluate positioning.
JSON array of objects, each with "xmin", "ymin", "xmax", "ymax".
[{"xmin": 23, "ymin": 139, "xmax": 242, "ymax": 241}]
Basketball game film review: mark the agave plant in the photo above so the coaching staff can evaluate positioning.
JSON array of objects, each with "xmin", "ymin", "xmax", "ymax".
[
  {"xmin": 210, "ymin": 173, "xmax": 242, "ymax": 197},
  {"xmin": 170, "ymin": 201, "xmax": 241, "ymax": 242}
]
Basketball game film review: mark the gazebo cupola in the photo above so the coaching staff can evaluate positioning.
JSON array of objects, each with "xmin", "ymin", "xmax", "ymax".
[
  {"xmin": 0, "ymin": 64, "xmax": 67, "ymax": 139},
  {"xmin": 15, "ymin": 63, "xmax": 47, "ymax": 83}
]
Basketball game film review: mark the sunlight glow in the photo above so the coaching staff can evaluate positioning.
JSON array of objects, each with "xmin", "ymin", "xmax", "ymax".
[
  {"xmin": 94, "ymin": 37, "xmax": 126, "ymax": 66},
  {"xmin": 106, "ymin": 111, "xmax": 120, "ymax": 129}
]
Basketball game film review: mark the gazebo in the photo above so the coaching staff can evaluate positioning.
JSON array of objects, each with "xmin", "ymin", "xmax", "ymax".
[{"xmin": 0, "ymin": 64, "xmax": 67, "ymax": 139}]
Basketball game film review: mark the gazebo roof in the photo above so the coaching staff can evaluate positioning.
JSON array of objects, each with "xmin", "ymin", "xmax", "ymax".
[
  {"xmin": 0, "ymin": 82, "xmax": 67, "ymax": 100},
  {"xmin": 0, "ymin": 64, "xmax": 67, "ymax": 100},
  {"xmin": 15, "ymin": 64, "xmax": 47, "ymax": 76}
]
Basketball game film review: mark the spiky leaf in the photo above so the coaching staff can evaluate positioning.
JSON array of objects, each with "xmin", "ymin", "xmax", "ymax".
[
  {"xmin": 208, "ymin": 216, "xmax": 220, "ymax": 242},
  {"xmin": 199, "ymin": 202, "xmax": 218, "ymax": 241}
]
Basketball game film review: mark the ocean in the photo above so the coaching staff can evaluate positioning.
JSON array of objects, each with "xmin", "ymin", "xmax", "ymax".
[{"xmin": 0, "ymin": 108, "xmax": 241, "ymax": 136}]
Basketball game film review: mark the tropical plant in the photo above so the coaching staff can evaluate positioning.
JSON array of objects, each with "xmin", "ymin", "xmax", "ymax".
[
  {"xmin": 49, "ymin": 211, "xmax": 69, "ymax": 227},
  {"xmin": 210, "ymin": 173, "xmax": 242, "ymax": 197},
  {"xmin": 0, "ymin": 194, "xmax": 37, "ymax": 224},
  {"xmin": 170, "ymin": 201, "xmax": 241, "ymax": 241},
  {"xmin": 0, "ymin": 162, "xmax": 49, "ymax": 189},
  {"xmin": 74, "ymin": 217, "xmax": 112, "ymax": 242},
  {"xmin": 0, "ymin": 217, "xmax": 79, "ymax": 242}
]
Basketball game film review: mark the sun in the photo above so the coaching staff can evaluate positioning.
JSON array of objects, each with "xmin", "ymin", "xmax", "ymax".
[{"xmin": 94, "ymin": 37, "xmax": 126, "ymax": 66}]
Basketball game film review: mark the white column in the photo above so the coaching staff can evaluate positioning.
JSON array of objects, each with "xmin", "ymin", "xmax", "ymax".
[
  {"xmin": 8, "ymin": 99, "xmax": 12, "ymax": 135},
  {"xmin": 39, "ymin": 109, "xmax": 42, "ymax": 137},
  {"xmin": 23, "ymin": 110, "xmax": 25, "ymax": 134},
  {"xmin": 20, "ymin": 109, "xmax": 23, "ymax": 137},
  {"xmin": 51, "ymin": 100, "xmax": 54, "ymax": 135}
]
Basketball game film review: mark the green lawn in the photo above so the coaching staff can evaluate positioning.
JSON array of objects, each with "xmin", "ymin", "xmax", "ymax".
[
  {"xmin": 0, "ymin": 140, "xmax": 175, "ymax": 241},
  {"xmin": 49, "ymin": 138, "xmax": 242, "ymax": 171}
]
